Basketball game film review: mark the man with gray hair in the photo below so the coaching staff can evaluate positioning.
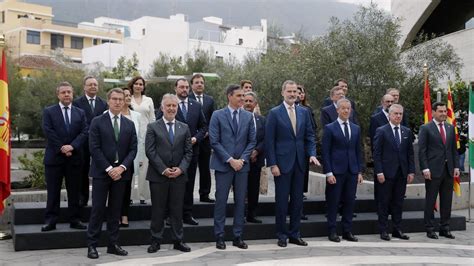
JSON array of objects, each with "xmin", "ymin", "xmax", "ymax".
[
  {"xmin": 145, "ymin": 93, "xmax": 193, "ymax": 253},
  {"xmin": 320, "ymin": 86, "xmax": 357, "ymax": 127},
  {"xmin": 373, "ymin": 104, "xmax": 415, "ymax": 241}
]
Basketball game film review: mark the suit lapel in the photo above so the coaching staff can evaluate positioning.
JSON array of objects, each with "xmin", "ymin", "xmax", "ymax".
[
  {"xmin": 429, "ymin": 121, "xmax": 445, "ymax": 146},
  {"xmin": 158, "ymin": 119, "xmax": 173, "ymax": 146},
  {"xmin": 55, "ymin": 104, "xmax": 68, "ymax": 134},
  {"xmin": 279, "ymin": 103, "xmax": 295, "ymax": 137},
  {"xmin": 224, "ymin": 108, "xmax": 237, "ymax": 135}
]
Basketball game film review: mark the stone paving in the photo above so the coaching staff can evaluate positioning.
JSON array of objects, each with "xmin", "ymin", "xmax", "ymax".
[{"xmin": 0, "ymin": 210, "xmax": 473, "ymax": 265}]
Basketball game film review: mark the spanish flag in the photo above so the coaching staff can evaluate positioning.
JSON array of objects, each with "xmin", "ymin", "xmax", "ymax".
[
  {"xmin": 447, "ymin": 85, "xmax": 461, "ymax": 196},
  {"xmin": 0, "ymin": 50, "xmax": 10, "ymax": 214},
  {"xmin": 423, "ymin": 78, "xmax": 432, "ymax": 124}
]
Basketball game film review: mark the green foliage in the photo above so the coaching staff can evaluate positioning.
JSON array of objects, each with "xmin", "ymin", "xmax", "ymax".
[
  {"xmin": 17, "ymin": 150, "xmax": 46, "ymax": 189},
  {"xmin": 104, "ymin": 53, "xmax": 140, "ymax": 79},
  {"xmin": 450, "ymin": 77, "xmax": 469, "ymax": 136}
]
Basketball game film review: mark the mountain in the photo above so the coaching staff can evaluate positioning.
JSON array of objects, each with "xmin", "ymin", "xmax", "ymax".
[{"xmin": 24, "ymin": 0, "xmax": 360, "ymax": 36}]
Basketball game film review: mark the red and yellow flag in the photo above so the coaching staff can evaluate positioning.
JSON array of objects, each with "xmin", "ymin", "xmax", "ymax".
[
  {"xmin": 447, "ymin": 85, "xmax": 461, "ymax": 196},
  {"xmin": 0, "ymin": 50, "xmax": 10, "ymax": 214},
  {"xmin": 423, "ymin": 78, "xmax": 432, "ymax": 124}
]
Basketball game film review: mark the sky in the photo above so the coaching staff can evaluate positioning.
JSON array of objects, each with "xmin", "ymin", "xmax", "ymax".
[{"xmin": 336, "ymin": 0, "xmax": 391, "ymax": 12}]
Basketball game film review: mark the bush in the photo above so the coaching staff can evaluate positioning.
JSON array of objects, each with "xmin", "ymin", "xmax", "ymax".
[{"xmin": 17, "ymin": 150, "xmax": 46, "ymax": 189}]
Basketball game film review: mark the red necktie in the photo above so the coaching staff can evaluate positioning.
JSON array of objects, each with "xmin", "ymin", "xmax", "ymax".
[{"xmin": 439, "ymin": 123, "xmax": 446, "ymax": 145}]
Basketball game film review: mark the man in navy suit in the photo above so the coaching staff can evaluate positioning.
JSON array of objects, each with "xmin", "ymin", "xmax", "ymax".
[
  {"xmin": 73, "ymin": 76, "xmax": 108, "ymax": 206},
  {"xmin": 209, "ymin": 84, "xmax": 256, "ymax": 250},
  {"xmin": 41, "ymin": 81, "xmax": 88, "ymax": 232},
  {"xmin": 243, "ymin": 91, "xmax": 265, "ymax": 223},
  {"xmin": 369, "ymin": 94, "xmax": 394, "ymax": 148},
  {"xmin": 321, "ymin": 86, "xmax": 358, "ymax": 126},
  {"xmin": 86, "ymin": 88, "xmax": 137, "ymax": 259},
  {"xmin": 322, "ymin": 79, "xmax": 358, "ymax": 117},
  {"xmin": 373, "ymin": 104, "xmax": 415, "ymax": 241},
  {"xmin": 265, "ymin": 80, "xmax": 319, "ymax": 248},
  {"xmin": 189, "ymin": 74, "xmax": 216, "ymax": 203},
  {"xmin": 157, "ymin": 78, "xmax": 207, "ymax": 225},
  {"xmin": 322, "ymin": 98, "xmax": 364, "ymax": 242}
]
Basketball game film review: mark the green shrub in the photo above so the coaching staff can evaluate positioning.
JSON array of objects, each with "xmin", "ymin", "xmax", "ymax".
[{"xmin": 17, "ymin": 150, "xmax": 46, "ymax": 189}]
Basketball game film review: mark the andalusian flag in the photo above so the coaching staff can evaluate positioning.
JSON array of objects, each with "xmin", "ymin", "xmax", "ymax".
[
  {"xmin": 423, "ymin": 77, "xmax": 432, "ymax": 124},
  {"xmin": 447, "ymin": 85, "xmax": 461, "ymax": 196},
  {"xmin": 0, "ymin": 50, "xmax": 10, "ymax": 214},
  {"xmin": 469, "ymin": 83, "xmax": 474, "ymax": 185}
]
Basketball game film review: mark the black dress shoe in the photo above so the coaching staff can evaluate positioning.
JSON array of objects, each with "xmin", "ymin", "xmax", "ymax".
[
  {"xmin": 342, "ymin": 232, "xmax": 358, "ymax": 242},
  {"xmin": 183, "ymin": 217, "xmax": 199, "ymax": 225},
  {"xmin": 107, "ymin": 244, "xmax": 128, "ymax": 256},
  {"xmin": 380, "ymin": 231, "xmax": 391, "ymax": 241},
  {"xmin": 246, "ymin": 216, "xmax": 262, "ymax": 223},
  {"xmin": 119, "ymin": 223, "xmax": 129, "ymax": 228},
  {"xmin": 147, "ymin": 242, "xmax": 160, "ymax": 253},
  {"xmin": 216, "ymin": 238, "xmax": 226, "ymax": 250},
  {"xmin": 427, "ymin": 231, "xmax": 439, "ymax": 239},
  {"xmin": 165, "ymin": 217, "xmax": 171, "ymax": 226},
  {"xmin": 41, "ymin": 223, "xmax": 56, "ymax": 232},
  {"xmin": 392, "ymin": 230, "xmax": 409, "ymax": 240},
  {"xmin": 174, "ymin": 241, "xmax": 191, "ymax": 252},
  {"xmin": 439, "ymin": 230, "xmax": 455, "ymax": 239},
  {"xmin": 301, "ymin": 214, "xmax": 309, "ymax": 221},
  {"xmin": 277, "ymin": 239, "xmax": 287, "ymax": 247},
  {"xmin": 140, "ymin": 200, "xmax": 146, "ymax": 204},
  {"xmin": 232, "ymin": 237, "xmax": 248, "ymax": 249},
  {"xmin": 87, "ymin": 246, "xmax": 99, "ymax": 259},
  {"xmin": 302, "ymin": 195, "xmax": 307, "ymax": 200},
  {"xmin": 289, "ymin": 237, "xmax": 308, "ymax": 246},
  {"xmin": 328, "ymin": 232, "xmax": 340, "ymax": 242},
  {"xmin": 70, "ymin": 221, "xmax": 87, "ymax": 230},
  {"xmin": 200, "ymin": 196, "xmax": 215, "ymax": 203}
]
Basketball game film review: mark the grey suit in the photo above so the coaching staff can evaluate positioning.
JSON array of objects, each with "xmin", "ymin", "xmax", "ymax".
[
  {"xmin": 145, "ymin": 118, "xmax": 193, "ymax": 242},
  {"xmin": 418, "ymin": 120, "xmax": 460, "ymax": 232}
]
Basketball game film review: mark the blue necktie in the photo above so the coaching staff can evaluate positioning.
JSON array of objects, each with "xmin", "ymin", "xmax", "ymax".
[
  {"xmin": 167, "ymin": 122, "xmax": 174, "ymax": 144},
  {"xmin": 343, "ymin": 122, "xmax": 350, "ymax": 142},
  {"xmin": 181, "ymin": 101, "xmax": 187, "ymax": 121},
  {"xmin": 232, "ymin": 110, "xmax": 238, "ymax": 133},
  {"xmin": 394, "ymin": 126, "xmax": 401, "ymax": 148},
  {"xmin": 63, "ymin": 106, "xmax": 70, "ymax": 132}
]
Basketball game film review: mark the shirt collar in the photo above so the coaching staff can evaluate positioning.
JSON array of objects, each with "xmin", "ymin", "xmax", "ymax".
[
  {"xmin": 86, "ymin": 95, "xmax": 95, "ymax": 101},
  {"xmin": 389, "ymin": 121, "xmax": 400, "ymax": 129},
  {"xmin": 337, "ymin": 117, "xmax": 349, "ymax": 125},
  {"xmin": 283, "ymin": 101, "xmax": 295, "ymax": 110},
  {"xmin": 163, "ymin": 117, "xmax": 176, "ymax": 124},
  {"xmin": 59, "ymin": 102, "xmax": 71, "ymax": 109},
  {"xmin": 433, "ymin": 118, "xmax": 444, "ymax": 126},
  {"xmin": 108, "ymin": 110, "xmax": 121, "ymax": 120},
  {"xmin": 228, "ymin": 105, "xmax": 240, "ymax": 114},
  {"xmin": 179, "ymin": 97, "xmax": 188, "ymax": 103}
]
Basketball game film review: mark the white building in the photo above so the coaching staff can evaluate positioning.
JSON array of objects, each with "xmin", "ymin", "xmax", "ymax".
[
  {"xmin": 392, "ymin": 0, "xmax": 474, "ymax": 85},
  {"xmin": 82, "ymin": 14, "xmax": 267, "ymax": 75}
]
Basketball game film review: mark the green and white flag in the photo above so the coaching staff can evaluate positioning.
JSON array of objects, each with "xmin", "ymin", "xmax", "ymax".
[{"xmin": 470, "ymin": 83, "xmax": 474, "ymax": 183}]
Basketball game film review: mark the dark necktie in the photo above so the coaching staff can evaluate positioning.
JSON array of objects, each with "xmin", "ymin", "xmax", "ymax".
[
  {"xmin": 89, "ymin": 98, "xmax": 95, "ymax": 113},
  {"xmin": 63, "ymin": 106, "xmax": 70, "ymax": 132},
  {"xmin": 343, "ymin": 122, "xmax": 350, "ymax": 142},
  {"xmin": 232, "ymin": 110, "xmax": 238, "ymax": 133},
  {"xmin": 113, "ymin": 115, "xmax": 119, "ymax": 162},
  {"xmin": 167, "ymin": 122, "xmax": 174, "ymax": 144},
  {"xmin": 439, "ymin": 123, "xmax": 446, "ymax": 144},
  {"xmin": 394, "ymin": 126, "xmax": 401, "ymax": 148},
  {"xmin": 197, "ymin": 95, "xmax": 202, "ymax": 104},
  {"xmin": 181, "ymin": 101, "xmax": 188, "ymax": 121}
]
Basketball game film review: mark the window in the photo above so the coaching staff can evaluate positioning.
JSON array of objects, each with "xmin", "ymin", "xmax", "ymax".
[
  {"xmin": 50, "ymin": 34, "xmax": 64, "ymax": 49},
  {"xmin": 142, "ymin": 28, "xmax": 146, "ymax": 35},
  {"xmin": 26, "ymin": 30, "xmax": 40, "ymax": 44},
  {"xmin": 1, "ymin": 11, "xmax": 5, "ymax": 23},
  {"xmin": 93, "ymin": 38, "xmax": 99, "ymax": 45},
  {"xmin": 238, "ymin": 38, "xmax": 243, "ymax": 45},
  {"xmin": 71, "ymin": 36, "xmax": 83, "ymax": 49}
]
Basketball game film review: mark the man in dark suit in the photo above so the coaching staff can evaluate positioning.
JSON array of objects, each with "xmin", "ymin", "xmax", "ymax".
[
  {"xmin": 86, "ymin": 88, "xmax": 137, "ymax": 259},
  {"xmin": 419, "ymin": 102, "xmax": 460, "ymax": 239},
  {"xmin": 209, "ymin": 84, "xmax": 256, "ymax": 250},
  {"xmin": 41, "ymin": 81, "xmax": 88, "ymax": 232},
  {"xmin": 157, "ymin": 78, "xmax": 206, "ymax": 225},
  {"xmin": 373, "ymin": 104, "xmax": 415, "ymax": 241},
  {"xmin": 265, "ymin": 80, "xmax": 319, "ymax": 248},
  {"xmin": 322, "ymin": 98, "xmax": 364, "ymax": 243},
  {"xmin": 321, "ymin": 86, "xmax": 358, "ymax": 127},
  {"xmin": 188, "ymin": 73, "xmax": 216, "ymax": 203},
  {"xmin": 369, "ymin": 94, "xmax": 394, "ymax": 148},
  {"xmin": 145, "ymin": 94, "xmax": 193, "ymax": 253},
  {"xmin": 73, "ymin": 76, "xmax": 108, "ymax": 206},
  {"xmin": 322, "ymin": 79, "xmax": 358, "ymax": 117},
  {"xmin": 243, "ymin": 91, "xmax": 265, "ymax": 223},
  {"xmin": 372, "ymin": 89, "xmax": 408, "ymax": 126}
]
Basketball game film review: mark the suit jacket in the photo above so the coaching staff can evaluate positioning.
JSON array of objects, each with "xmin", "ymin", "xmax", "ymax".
[
  {"xmin": 265, "ymin": 103, "xmax": 316, "ymax": 174},
  {"xmin": 369, "ymin": 111, "xmax": 389, "ymax": 149},
  {"xmin": 88, "ymin": 112, "xmax": 138, "ymax": 180},
  {"xmin": 320, "ymin": 104, "xmax": 358, "ymax": 127},
  {"xmin": 72, "ymin": 95, "xmax": 108, "ymax": 125},
  {"xmin": 418, "ymin": 121, "xmax": 460, "ymax": 178},
  {"xmin": 373, "ymin": 124, "xmax": 415, "ymax": 179},
  {"xmin": 42, "ymin": 104, "xmax": 88, "ymax": 166},
  {"xmin": 156, "ymin": 98, "xmax": 206, "ymax": 154},
  {"xmin": 253, "ymin": 114, "xmax": 266, "ymax": 168},
  {"xmin": 189, "ymin": 92, "xmax": 215, "ymax": 125},
  {"xmin": 145, "ymin": 119, "xmax": 193, "ymax": 183},
  {"xmin": 372, "ymin": 105, "xmax": 409, "ymax": 127},
  {"xmin": 209, "ymin": 107, "xmax": 256, "ymax": 173},
  {"xmin": 322, "ymin": 120, "xmax": 364, "ymax": 175}
]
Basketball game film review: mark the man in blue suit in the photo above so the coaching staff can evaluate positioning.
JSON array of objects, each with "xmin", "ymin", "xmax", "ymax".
[
  {"xmin": 86, "ymin": 88, "xmax": 137, "ymax": 259},
  {"xmin": 73, "ymin": 76, "xmax": 108, "ymax": 206},
  {"xmin": 321, "ymin": 86, "xmax": 358, "ymax": 126},
  {"xmin": 265, "ymin": 80, "xmax": 319, "ymax": 248},
  {"xmin": 209, "ymin": 84, "xmax": 256, "ymax": 250},
  {"xmin": 322, "ymin": 98, "xmax": 364, "ymax": 243},
  {"xmin": 41, "ymin": 81, "xmax": 88, "ymax": 232},
  {"xmin": 373, "ymin": 104, "xmax": 415, "ymax": 241},
  {"xmin": 157, "ymin": 78, "xmax": 207, "ymax": 225}
]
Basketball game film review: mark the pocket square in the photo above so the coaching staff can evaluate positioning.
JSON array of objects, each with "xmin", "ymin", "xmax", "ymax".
[{"xmin": 403, "ymin": 137, "xmax": 408, "ymax": 139}]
